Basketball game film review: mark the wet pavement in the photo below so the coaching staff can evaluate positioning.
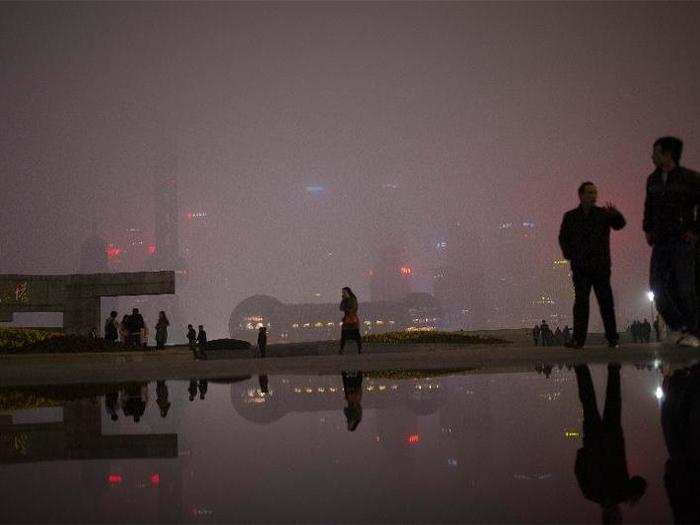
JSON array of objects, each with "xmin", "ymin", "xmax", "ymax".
[{"xmin": 0, "ymin": 359, "xmax": 695, "ymax": 523}]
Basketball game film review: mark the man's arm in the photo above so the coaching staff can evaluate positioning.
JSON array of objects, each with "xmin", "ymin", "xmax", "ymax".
[
  {"xmin": 558, "ymin": 212, "xmax": 573, "ymax": 260},
  {"xmin": 603, "ymin": 203, "xmax": 626, "ymax": 230}
]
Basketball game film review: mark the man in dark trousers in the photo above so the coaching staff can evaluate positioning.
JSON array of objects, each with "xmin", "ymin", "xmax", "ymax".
[
  {"xmin": 257, "ymin": 326, "xmax": 267, "ymax": 358},
  {"xmin": 559, "ymin": 182, "xmax": 626, "ymax": 349},
  {"xmin": 644, "ymin": 136, "xmax": 700, "ymax": 347},
  {"xmin": 197, "ymin": 325, "xmax": 207, "ymax": 359},
  {"xmin": 128, "ymin": 308, "xmax": 145, "ymax": 347},
  {"xmin": 104, "ymin": 310, "xmax": 119, "ymax": 343},
  {"xmin": 574, "ymin": 364, "xmax": 647, "ymax": 522}
]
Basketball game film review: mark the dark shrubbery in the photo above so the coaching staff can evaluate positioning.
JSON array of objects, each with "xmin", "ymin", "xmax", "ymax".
[
  {"xmin": 205, "ymin": 338, "xmax": 252, "ymax": 350},
  {"xmin": 0, "ymin": 332, "xmax": 132, "ymax": 355},
  {"xmin": 363, "ymin": 330, "xmax": 506, "ymax": 345}
]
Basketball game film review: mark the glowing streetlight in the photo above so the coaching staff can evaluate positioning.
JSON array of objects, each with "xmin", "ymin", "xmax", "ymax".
[
  {"xmin": 655, "ymin": 386, "xmax": 664, "ymax": 400},
  {"xmin": 647, "ymin": 291, "xmax": 656, "ymax": 321}
]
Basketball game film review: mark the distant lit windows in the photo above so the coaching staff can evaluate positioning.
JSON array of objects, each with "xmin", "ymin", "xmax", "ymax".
[
  {"xmin": 106, "ymin": 244, "xmax": 123, "ymax": 260},
  {"xmin": 185, "ymin": 211, "xmax": 207, "ymax": 220},
  {"xmin": 400, "ymin": 266, "xmax": 413, "ymax": 277},
  {"xmin": 243, "ymin": 315, "xmax": 265, "ymax": 330}
]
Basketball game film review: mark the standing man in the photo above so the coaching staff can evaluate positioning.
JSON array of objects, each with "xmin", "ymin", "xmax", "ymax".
[
  {"xmin": 559, "ymin": 182, "xmax": 626, "ymax": 349},
  {"xmin": 257, "ymin": 326, "xmax": 267, "ymax": 358},
  {"xmin": 644, "ymin": 136, "xmax": 700, "ymax": 347},
  {"xmin": 532, "ymin": 323, "xmax": 541, "ymax": 346}
]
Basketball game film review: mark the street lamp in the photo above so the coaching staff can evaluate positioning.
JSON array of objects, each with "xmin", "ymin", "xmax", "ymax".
[{"xmin": 647, "ymin": 291, "xmax": 655, "ymax": 321}]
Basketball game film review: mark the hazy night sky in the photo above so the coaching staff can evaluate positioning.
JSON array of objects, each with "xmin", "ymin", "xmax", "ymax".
[{"xmin": 2, "ymin": 2, "xmax": 700, "ymax": 334}]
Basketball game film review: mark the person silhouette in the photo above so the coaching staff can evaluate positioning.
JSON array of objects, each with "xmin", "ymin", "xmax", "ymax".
[
  {"xmin": 661, "ymin": 364, "xmax": 700, "ymax": 523},
  {"xmin": 105, "ymin": 390, "xmax": 120, "ymax": 421},
  {"xmin": 188, "ymin": 380, "xmax": 198, "ymax": 402},
  {"xmin": 257, "ymin": 326, "xmax": 267, "ymax": 358},
  {"xmin": 198, "ymin": 379, "xmax": 208, "ymax": 400},
  {"xmin": 258, "ymin": 374, "xmax": 269, "ymax": 394},
  {"xmin": 156, "ymin": 380, "xmax": 171, "ymax": 418},
  {"xmin": 342, "ymin": 370, "xmax": 363, "ymax": 431},
  {"xmin": 574, "ymin": 364, "xmax": 647, "ymax": 523}
]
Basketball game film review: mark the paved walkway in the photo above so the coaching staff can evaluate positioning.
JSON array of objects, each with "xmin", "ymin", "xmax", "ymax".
[{"xmin": 0, "ymin": 341, "xmax": 696, "ymax": 387}]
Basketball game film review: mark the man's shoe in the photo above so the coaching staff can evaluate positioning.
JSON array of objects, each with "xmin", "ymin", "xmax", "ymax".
[
  {"xmin": 608, "ymin": 342, "xmax": 620, "ymax": 350},
  {"xmin": 676, "ymin": 333, "xmax": 700, "ymax": 348}
]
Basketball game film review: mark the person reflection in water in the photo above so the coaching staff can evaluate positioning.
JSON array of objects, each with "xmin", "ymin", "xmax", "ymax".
[
  {"xmin": 198, "ymin": 379, "xmax": 208, "ymax": 400},
  {"xmin": 188, "ymin": 379, "xmax": 208, "ymax": 401},
  {"xmin": 122, "ymin": 383, "xmax": 147, "ymax": 423},
  {"xmin": 105, "ymin": 390, "xmax": 120, "ymax": 421},
  {"xmin": 574, "ymin": 364, "xmax": 647, "ymax": 523},
  {"xmin": 342, "ymin": 370, "xmax": 363, "ymax": 431},
  {"xmin": 258, "ymin": 374, "xmax": 269, "ymax": 394},
  {"xmin": 661, "ymin": 364, "xmax": 700, "ymax": 523},
  {"xmin": 156, "ymin": 380, "xmax": 171, "ymax": 418}
]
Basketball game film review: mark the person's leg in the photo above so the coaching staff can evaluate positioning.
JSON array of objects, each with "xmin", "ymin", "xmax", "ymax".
[
  {"xmin": 339, "ymin": 330, "xmax": 346, "ymax": 353},
  {"xmin": 671, "ymin": 240, "xmax": 697, "ymax": 333},
  {"xmin": 355, "ymin": 330, "xmax": 362, "ymax": 354},
  {"xmin": 575, "ymin": 364, "xmax": 602, "ymax": 434},
  {"xmin": 572, "ymin": 270, "xmax": 593, "ymax": 346},
  {"xmin": 592, "ymin": 272, "xmax": 618, "ymax": 345},
  {"xmin": 651, "ymin": 244, "xmax": 685, "ymax": 331},
  {"xmin": 603, "ymin": 363, "xmax": 622, "ymax": 429}
]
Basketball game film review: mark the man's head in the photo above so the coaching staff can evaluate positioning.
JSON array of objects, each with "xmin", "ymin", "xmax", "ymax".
[
  {"xmin": 198, "ymin": 325, "xmax": 203, "ymax": 330},
  {"xmin": 578, "ymin": 182, "xmax": 598, "ymax": 207},
  {"xmin": 188, "ymin": 324, "xmax": 193, "ymax": 329},
  {"xmin": 110, "ymin": 310, "xmax": 117, "ymax": 318},
  {"xmin": 132, "ymin": 308, "xmax": 139, "ymax": 315},
  {"xmin": 653, "ymin": 136, "xmax": 683, "ymax": 170}
]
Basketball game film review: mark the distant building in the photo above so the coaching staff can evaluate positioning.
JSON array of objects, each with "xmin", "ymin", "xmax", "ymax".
[
  {"xmin": 78, "ymin": 234, "xmax": 108, "ymax": 274},
  {"xmin": 229, "ymin": 293, "xmax": 443, "ymax": 344},
  {"xmin": 369, "ymin": 244, "xmax": 413, "ymax": 302}
]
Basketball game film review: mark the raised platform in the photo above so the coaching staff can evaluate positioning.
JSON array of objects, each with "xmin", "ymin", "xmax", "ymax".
[{"xmin": 0, "ymin": 341, "xmax": 689, "ymax": 387}]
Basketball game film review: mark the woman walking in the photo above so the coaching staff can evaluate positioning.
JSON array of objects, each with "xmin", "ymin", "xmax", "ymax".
[
  {"xmin": 339, "ymin": 287, "xmax": 362, "ymax": 355},
  {"xmin": 155, "ymin": 311, "xmax": 170, "ymax": 350}
]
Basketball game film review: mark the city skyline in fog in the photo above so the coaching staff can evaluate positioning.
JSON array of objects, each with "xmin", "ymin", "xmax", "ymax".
[{"xmin": 2, "ymin": 2, "xmax": 700, "ymax": 336}]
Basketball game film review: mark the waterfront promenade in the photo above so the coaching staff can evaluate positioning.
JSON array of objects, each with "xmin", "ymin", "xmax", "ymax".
[{"xmin": 0, "ymin": 339, "xmax": 693, "ymax": 387}]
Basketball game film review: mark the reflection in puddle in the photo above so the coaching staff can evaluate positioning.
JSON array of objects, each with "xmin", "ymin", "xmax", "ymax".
[{"xmin": 0, "ymin": 362, "xmax": 686, "ymax": 523}]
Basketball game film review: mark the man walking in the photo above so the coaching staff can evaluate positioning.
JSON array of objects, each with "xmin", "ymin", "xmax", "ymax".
[
  {"xmin": 644, "ymin": 136, "xmax": 700, "ymax": 347},
  {"xmin": 559, "ymin": 182, "xmax": 626, "ymax": 348}
]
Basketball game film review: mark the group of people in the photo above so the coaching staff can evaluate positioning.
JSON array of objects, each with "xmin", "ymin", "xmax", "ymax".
[
  {"xmin": 104, "ymin": 308, "xmax": 212, "ymax": 358},
  {"xmin": 104, "ymin": 308, "xmax": 170, "ymax": 349},
  {"xmin": 627, "ymin": 318, "xmax": 658, "ymax": 343},
  {"xmin": 104, "ymin": 378, "xmax": 209, "ymax": 422},
  {"xmin": 532, "ymin": 320, "xmax": 572, "ymax": 347},
  {"xmin": 187, "ymin": 324, "xmax": 208, "ymax": 359},
  {"xmin": 559, "ymin": 136, "xmax": 700, "ymax": 349}
]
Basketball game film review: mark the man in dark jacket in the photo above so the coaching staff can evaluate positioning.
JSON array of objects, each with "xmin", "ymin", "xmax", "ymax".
[
  {"xmin": 127, "ymin": 308, "xmax": 145, "ymax": 347},
  {"xmin": 644, "ymin": 136, "xmax": 700, "ymax": 347},
  {"xmin": 574, "ymin": 364, "xmax": 647, "ymax": 522},
  {"xmin": 257, "ymin": 326, "xmax": 267, "ymax": 358},
  {"xmin": 559, "ymin": 182, "xmax": 626, "ymax": 348}
]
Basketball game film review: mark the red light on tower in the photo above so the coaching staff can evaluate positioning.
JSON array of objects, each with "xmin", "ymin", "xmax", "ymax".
[
  {"xmin": 107, "ymin": 474, "xmax": 123, "ymax": 484},
  {"xmin": 147, "ymin": 244, "xmax": 157, "ymax": 255},
  {"xmin": 400, "ymin": 266, "xmax": 413, "ymax": 277},
  {"xmin": 150, "ymin": 473, "xmax": 160, "ymax": 485},
  {"xmin": 186, "ymin": 212, "xmax": 194, "ymax": 220},
  {"xmin": 106, "ymin": 244, "xmax": 123, "ymax": 260},
  {"xmin": 407, "ymin": 433, "xmax": 420, "ymax": 445}
]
